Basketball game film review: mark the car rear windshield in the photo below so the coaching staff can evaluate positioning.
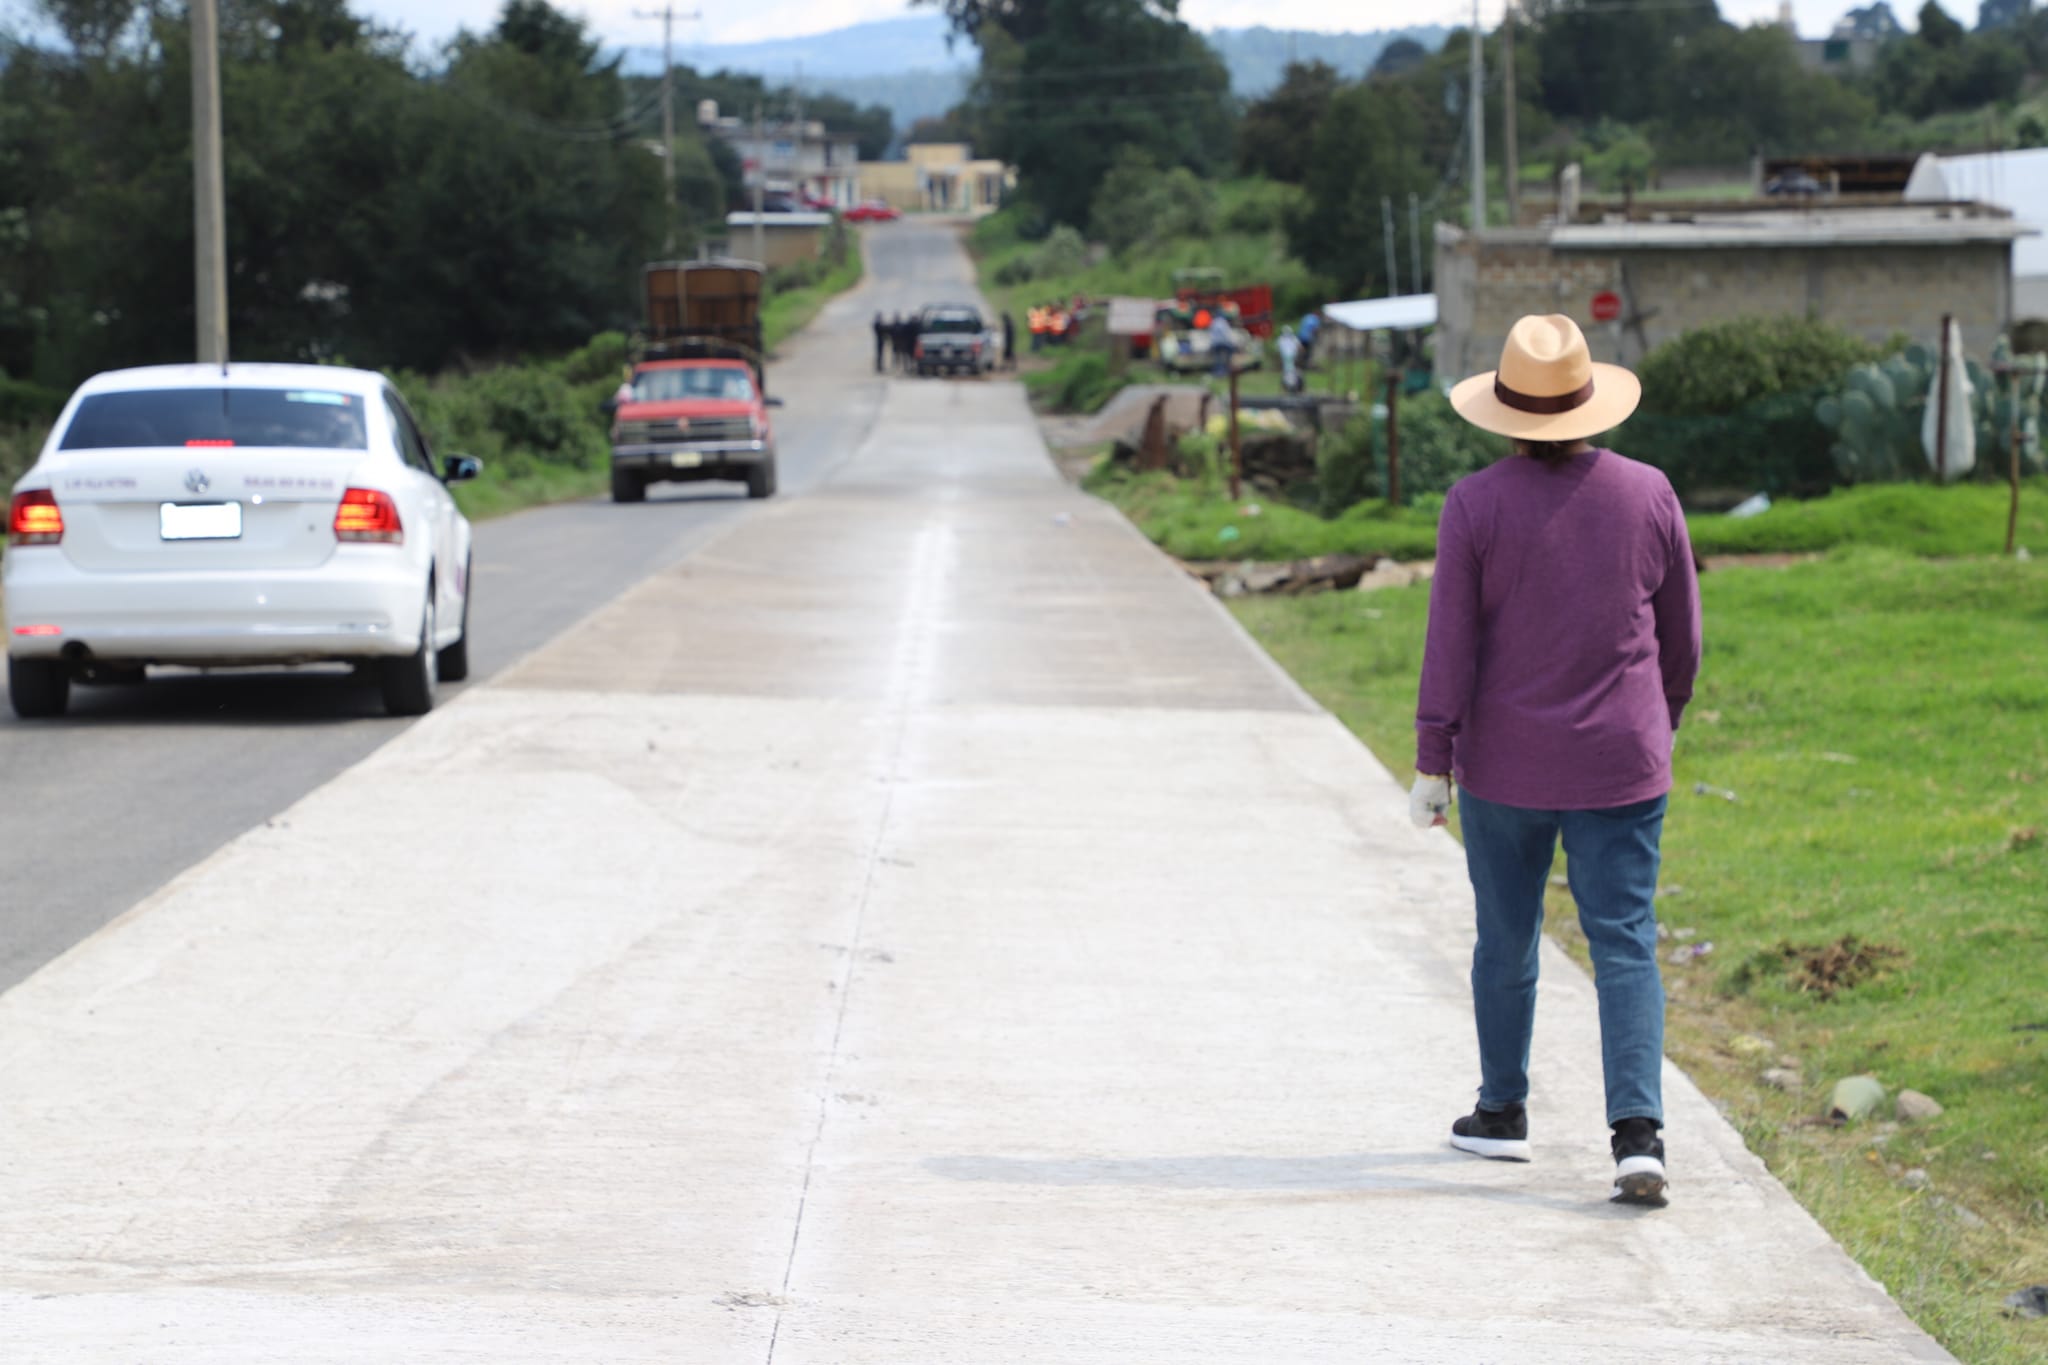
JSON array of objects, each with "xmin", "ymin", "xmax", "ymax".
[
  {"xmin": 923, "ymin": 313, "xmax": 982, "ymax": 333},
  {"xmin": 59, "ymin": 388, "xmax": 370, "ymax": 451},
  {"xmin": 631, "ymin": 367, "xmax": 755, "ymax": 402}
]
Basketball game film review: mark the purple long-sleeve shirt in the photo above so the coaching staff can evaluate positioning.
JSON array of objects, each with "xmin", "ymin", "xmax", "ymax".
[{"xmin": 1415, "ymin": 448, "xmax": 1701, "ymax": 810}]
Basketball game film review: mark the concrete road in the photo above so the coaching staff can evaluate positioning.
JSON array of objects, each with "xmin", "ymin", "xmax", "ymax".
[
  {"xmin": 0, "ymin": 226, "xmax": 950, "ymax": 993},
  {"xmin": 0, "ymin": 221, "xmax": 1951, "ymax": 1361}
]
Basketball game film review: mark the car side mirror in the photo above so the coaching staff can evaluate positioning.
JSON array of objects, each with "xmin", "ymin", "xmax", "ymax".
[
  {"xmin": 765, "ymin": 396, "xmax": 784, "ymax": 407},
  {"xmin": 442, "ymin": 454, "xmax": 482, "ymax": 483}
]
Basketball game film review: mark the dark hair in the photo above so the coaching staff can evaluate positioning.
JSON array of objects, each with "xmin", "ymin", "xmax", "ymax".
[{"xmin": 1515, "ymin": 437, "xmax": 1596, "ymax": 468}]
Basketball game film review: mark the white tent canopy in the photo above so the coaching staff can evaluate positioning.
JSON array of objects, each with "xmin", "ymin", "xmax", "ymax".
[{"xmin": 1321, "ymin": 294, "xmax": 1438, "ymax": 332}]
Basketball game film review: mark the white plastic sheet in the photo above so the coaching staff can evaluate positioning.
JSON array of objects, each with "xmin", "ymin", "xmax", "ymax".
[{"xmin": 1921, "ymin": 318, "xmax": 1976, "ymax": 483}]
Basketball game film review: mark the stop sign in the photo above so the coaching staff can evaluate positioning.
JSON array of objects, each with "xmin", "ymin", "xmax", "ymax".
[{"xmin": 1590, "ymin": 290, "xmax": 1623, "ymax": 323}]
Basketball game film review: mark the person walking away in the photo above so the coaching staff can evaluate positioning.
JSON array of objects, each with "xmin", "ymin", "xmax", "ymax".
[
  {"xmin": 1206, "ymin": 309, "xmax": 1236, "ymax": 379},
  {"xmin": 1297, "ymin": 310, "xmax": 1322, "ymax": 368},
  {"xmin": 1002, "ymin": 311, "xmax": 1017, "ymax": 370},
  {"xmin": 1276, "ymin": 325, "xmax": 1302, "ymax": 394},
  {"xmin": 1410, "ymin": 313, "xmax": 1700, "ymax": 1207},
  {"xmin": 872, "ymin": 312, "xmax": 888, "ymax": 373}
]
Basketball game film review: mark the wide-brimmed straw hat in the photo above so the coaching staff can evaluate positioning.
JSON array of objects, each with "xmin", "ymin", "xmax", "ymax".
[{"xmin": 1449, "ymin": 314, "xmax": 1641, "ymax": 442}]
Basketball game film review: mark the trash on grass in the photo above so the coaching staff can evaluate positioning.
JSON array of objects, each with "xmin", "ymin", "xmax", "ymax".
[
  {"xmin": 1828, "ymin": 1075, "xmax": 1886, "ymax": 1123},
  {"xmin": 2005, "ymin": 1286, "xmax": 2048, "ymax": 1320},
  {"xmin": 1727, "ymin": 492, "xmax": 1772, "ymax": 518},
  {"xmin": 1667, "ymin": 941, "xmax": 1714, "ymax": 965},
  {"xmin": 1693, "ymin": 781, "xmax": 1738, "ymax": 802}
]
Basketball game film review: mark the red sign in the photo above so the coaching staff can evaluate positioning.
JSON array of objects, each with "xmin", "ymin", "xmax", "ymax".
[{"xmin": 1590, "ymin": 290, "xmax": 1623, "ymax": 323}]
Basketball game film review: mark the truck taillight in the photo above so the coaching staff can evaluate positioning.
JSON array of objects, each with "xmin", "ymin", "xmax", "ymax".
[
  {"xmin": 8, "ymin": 490, "xmax": 62, "ymax": 546},
  {"xmin": 914, "ymin": 342, "xmax": 924, "ymax": 358},
  {"xmin": 334, "ymin": 487, "xmax": 403, "ymax": 544}
]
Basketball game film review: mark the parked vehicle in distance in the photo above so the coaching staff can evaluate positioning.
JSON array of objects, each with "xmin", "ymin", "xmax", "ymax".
[
  {"xmin": 914, "ymin": 304, "xmax": 998, "ymax": 377},
  {"xmin": 5, "ymin": 363, "xmax": 479, "ymax": 719},
  {"xmin": 611, "ymin": 260, "xmax": 780, "ymax": 503},
  {"xmin": 845, "ymin": 201, "xmax": 902, "ymax": 223}
]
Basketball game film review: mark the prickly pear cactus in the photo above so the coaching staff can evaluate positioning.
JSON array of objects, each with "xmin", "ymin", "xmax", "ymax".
[{"xmin": 1814, "ymin": 339, "xmax": 2044, "ymax": 483}]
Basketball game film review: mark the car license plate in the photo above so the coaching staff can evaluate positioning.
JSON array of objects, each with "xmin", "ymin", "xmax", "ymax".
[
  {"xmin": 160, "ymin": 501, "xmax": 243, "ymax": 540},
  {"xmin": 669, "ymin": 451, "xmax": 702, "ymax": 468}
]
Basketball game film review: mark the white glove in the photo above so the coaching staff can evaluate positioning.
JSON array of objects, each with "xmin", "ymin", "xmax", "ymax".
[{"xmin": 1409, "ymin": 773, "xmax": 1453, "ymax": 829}]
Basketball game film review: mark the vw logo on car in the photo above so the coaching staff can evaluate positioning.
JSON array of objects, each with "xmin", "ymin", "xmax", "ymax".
[{"xmin": 184, "ymin": 468, "xmax": 210, "ymax": 495}]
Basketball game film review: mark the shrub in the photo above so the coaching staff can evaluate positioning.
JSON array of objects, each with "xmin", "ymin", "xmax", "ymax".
[
  {"xmin": 1089, "ymin": 151, "xmax": 1216, "ymax": 256},
  {"xmin": 1393, "ymin": 390, "xmax": 1508, "ymax": 499},
  {"xmin": 1219, "ymin": 179, "xmax": 1303, "ymax": 235},
  {"xmin": 993, "ymin": 224, "xmax": 1090, "ymax": 286},
  {"xmin": 1626, "ymin": 316, "xmax": 1893, "ymax": 495},
  {"xmin": 1316, "ymin": 411, "xmax": 1377, "ymax": 515},
  {"xmin": 1031, "ymin": 350, "xmax": 1130, "ymax": 414}
]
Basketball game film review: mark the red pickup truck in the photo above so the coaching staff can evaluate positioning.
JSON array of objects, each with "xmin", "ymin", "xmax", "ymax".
[{"xmin": 609, "ymin": 357, "xmax": 777, "ymax": 502}]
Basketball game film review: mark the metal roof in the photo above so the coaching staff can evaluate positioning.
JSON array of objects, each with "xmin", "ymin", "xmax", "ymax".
[
  {"xmin": 1905, "ymin": 149, "xmax": 2048, "ymax": 280},
  {"xmin": 1551, "ymin": 210, "xmax": 2030, "ymax": 252},
  {"xmin": 1322, "ymin": 294, "xmax": 1439, "ymax": 331}
]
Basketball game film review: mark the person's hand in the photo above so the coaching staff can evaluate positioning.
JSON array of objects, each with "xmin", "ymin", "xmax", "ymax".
[{"xmin": 1410, "ymin": 772, "xmax": 1454, "ymax": 829}]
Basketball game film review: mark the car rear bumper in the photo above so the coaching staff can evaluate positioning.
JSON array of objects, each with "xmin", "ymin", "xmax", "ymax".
[{"xmin": 4, "ymin": 552, "xmax": 427, "ymax": 665}]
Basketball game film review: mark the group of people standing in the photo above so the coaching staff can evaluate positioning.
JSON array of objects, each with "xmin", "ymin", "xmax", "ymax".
[{"xmin": 870, "ymin": 311, "xmax": 1019, "ymax": 373}]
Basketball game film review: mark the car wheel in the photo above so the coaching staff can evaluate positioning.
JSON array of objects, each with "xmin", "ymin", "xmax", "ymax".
[
  {"xmin": 8, "ymin": 656, "xmax": 70, "ymax": 719},
  {"xmin": 746, "ymin": 458, "xmax": 778, "ymax": 500},
  {"xmin": 380, "ymin": 592, "xmax": 438, "ymax": 717},
  {"xmin": 437, "ymin": 557, "xmax": 472, "ymax": 682},
  {"xmin": 611, "ymin": 467, "xmax": 646, "ymax": 503}
]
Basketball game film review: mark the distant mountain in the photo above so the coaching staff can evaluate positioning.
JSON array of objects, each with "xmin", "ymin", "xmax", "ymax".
[{"xmin": 617, "ymin": 15, "xmax": 1452, "ymax": 136}]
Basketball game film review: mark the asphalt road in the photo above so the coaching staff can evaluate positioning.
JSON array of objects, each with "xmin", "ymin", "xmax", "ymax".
[{"xmin": 0, "ymin": 220, "xmax": 963, "ymax": 993}]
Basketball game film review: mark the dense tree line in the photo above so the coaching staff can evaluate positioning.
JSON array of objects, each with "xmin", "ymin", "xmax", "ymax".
[
  {"xmin": 1, "ymin": 0, "xmax": 716, "ymax": 394},
  {"xmin": 926, "ymin": 0, "xmax": 2048, "ymax": 300}
]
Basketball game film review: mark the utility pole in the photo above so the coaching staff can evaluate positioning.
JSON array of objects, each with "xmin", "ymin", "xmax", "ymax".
[
  {"xmin": 190, "ymin": 0, "xmax": 228, "ymax": 364},
  {"xmin": 635, "ymin": 4, "xmax": 701, "ymax": 253},
  {"xmin": 751, "ymin": 102, "xmax": 766, "ymax": 266},
  {"xmin": 1382, "ymin": 196, "xmax": 1399, "ymax": 297},
  {"xmin": 1409, "ymin": 192, "xmax": 1424, "ymax": 294},
  {"xmin": 1503, "ymin": 0, "xmax": 1520, "ymax": 225},
  {"xmin": 1468, "ymin": 0, "xmax": 1486, "ymax": 231}
]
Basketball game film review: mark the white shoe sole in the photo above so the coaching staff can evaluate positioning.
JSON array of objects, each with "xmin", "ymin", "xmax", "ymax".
[
  {"xmin": 1449, "ymin": 1132, "xmax": 1532, "ymax": 1162},
  {"xmin": 1611, "ymin": 1154, "xmax": 1668, "ymax": 1204}
]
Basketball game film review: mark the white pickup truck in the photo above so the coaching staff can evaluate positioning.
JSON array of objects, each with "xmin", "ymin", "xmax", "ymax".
[{"xmin": 913, "ymin": 304, "xmax": 998, "ymax": 377}]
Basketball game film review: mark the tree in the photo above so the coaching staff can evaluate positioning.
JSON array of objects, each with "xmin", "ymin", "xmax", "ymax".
[
  {"xmin": 1916, "ymin": 0, "xmax": 1965, "ymax": 46},
  {"xmin": 1287, "ymin": 81, "xmax": 1434, "ymax": 296},
  {"xmin": 1369, "ymin": 37, "xmax": 1428, "ymax": 79},
  {"xmin": 1237, "ymin": 60, "xmax": 1340, "ymax": 184},
  {"xmin": 963, "ymin": 0, "xmax": 1231, "ymax": 230},
  {"xmin": 1651, "ymin": 22, "xmax": 1875, "ymax": 162},
  {"xmin": 1526, "ymin": 0, "xmax": 1721, "ymax": 124}
]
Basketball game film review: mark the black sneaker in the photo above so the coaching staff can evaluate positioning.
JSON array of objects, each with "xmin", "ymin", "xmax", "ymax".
[
  {"xmin": 1449, "ymin": 1102, "xmax": 1531, "ymax": 1162},
  {"xmin": 1610, "ymin": 1117, "xmax": 1668, "ymax": 1205}
]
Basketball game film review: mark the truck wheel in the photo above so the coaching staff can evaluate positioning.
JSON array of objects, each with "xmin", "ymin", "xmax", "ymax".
[
  {"xmin": 746, "ymin": 459, "xmax": 778, "ymax": 500},
  {"xmin": 8, "ymin": 657, "xmax": 71, "ymax": 719},
  {"xmin": 611, "ymin": 468, "xmax": 646, "ymax": 503}
]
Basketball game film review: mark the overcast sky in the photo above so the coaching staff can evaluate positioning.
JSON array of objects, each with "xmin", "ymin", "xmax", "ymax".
[{"xmin": 1, "ymin": 0, "xmax": 1984, "ymax": 56}]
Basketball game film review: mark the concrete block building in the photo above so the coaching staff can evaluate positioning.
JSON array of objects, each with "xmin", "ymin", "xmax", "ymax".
[{"xmin": 1433, "ymin": 203, "xmax": 2031, "ymax": 382}]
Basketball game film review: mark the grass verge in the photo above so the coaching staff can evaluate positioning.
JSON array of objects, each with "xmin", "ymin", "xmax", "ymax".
[
  {"xmin": 1230, "ymin": 550, "xmax": 2047, "ymax": 1364},
  {"xmin": 1091, "ymin": 464, "xmax": 2048, "ymax": 563},
  {"xmin": 763, "ymin": 248, "xmax": 864, "ymax": 353}
]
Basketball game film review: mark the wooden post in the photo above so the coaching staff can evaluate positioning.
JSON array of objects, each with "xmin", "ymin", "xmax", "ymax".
[
  {"xmin": 1503, "ymin": 0, "xmax": 1520, "ymax": 226},
  {"xmin": 1228, "ymin": 364, "xmax": 1243, "ymax": 503},
  {"xmin": 2009, "ymin": 365, "xmax": 2023, "ymax": 556},
  {"xmin": 1385, "ymin": 369, "xmax": 1402, "ymax": 507},
  {"xmin": 1935, "ymin": 312, "xmax": 1952, "ymax": 484}
]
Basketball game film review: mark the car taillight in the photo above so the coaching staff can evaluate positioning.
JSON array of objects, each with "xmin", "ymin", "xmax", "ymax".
[
  {"xmin": 8, "ymin": 489, "xmax": 62, "ymax": 546},
  {"xmin": 333, "ymin": 487, "xmax": 403, "ymax": 544},
  {"xmin": 914, "ymin": 342, "xmax": 924, "ymax": 357}
]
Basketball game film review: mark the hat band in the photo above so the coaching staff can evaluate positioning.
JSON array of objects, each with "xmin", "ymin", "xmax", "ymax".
[{"xmin": 1494, "ymin": 376, "xmax": 1595, "ymax": 415}]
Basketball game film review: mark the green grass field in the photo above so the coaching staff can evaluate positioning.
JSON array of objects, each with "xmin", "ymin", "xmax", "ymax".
[
  {"xmin": 1093, "ymin": 466, "xmax": 2048, "ymax": 564},
  {"xmin": 1230, "ymin": 550, "xmax": 2046, "ymax": 1364}
]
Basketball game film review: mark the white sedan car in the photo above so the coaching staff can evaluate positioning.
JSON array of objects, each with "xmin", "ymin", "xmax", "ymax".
[{"xmin": 5, "ymin": 363, "xmax": 479, "ymax": 719}]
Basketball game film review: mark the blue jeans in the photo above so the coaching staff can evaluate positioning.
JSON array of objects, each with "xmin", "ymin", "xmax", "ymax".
[{"xmin": 1459, "ymin": 790, "xmax": 1667, "ymax": 1126}]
